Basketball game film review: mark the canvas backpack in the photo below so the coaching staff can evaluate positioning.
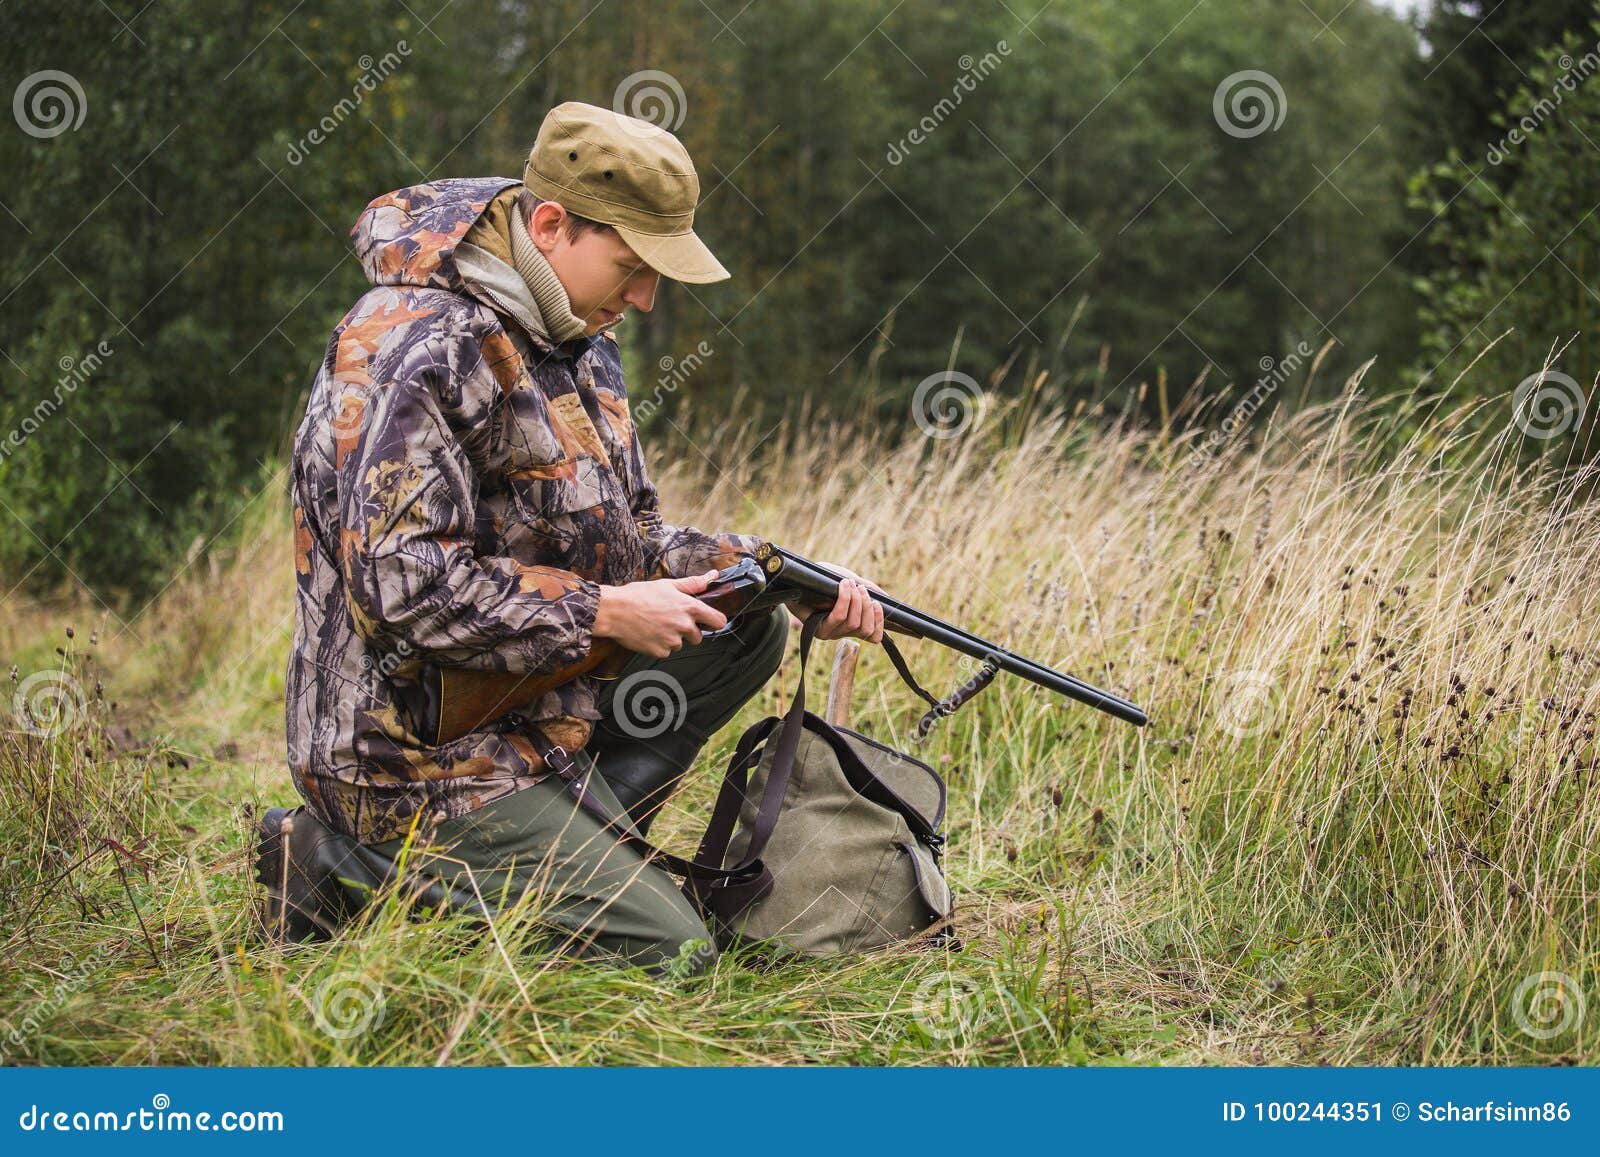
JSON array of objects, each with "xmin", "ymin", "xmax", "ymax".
[
  {"xmin": 530, "ymin": 612, "xmax": 957, "ymax": 957},
  {"xmin": 685, "ymin": 612, "xmax": 954, "ymax": 955}
]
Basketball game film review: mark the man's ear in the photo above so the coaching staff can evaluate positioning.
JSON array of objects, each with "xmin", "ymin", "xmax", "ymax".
[{"xmin": 527, "ymin": 199, "xmax": 567, "ymax": 254}]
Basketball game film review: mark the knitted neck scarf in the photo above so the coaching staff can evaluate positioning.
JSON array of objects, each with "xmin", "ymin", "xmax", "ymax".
[{"xmin": 456, "ymin": 186, "xmax": 590, "ymax": 346}]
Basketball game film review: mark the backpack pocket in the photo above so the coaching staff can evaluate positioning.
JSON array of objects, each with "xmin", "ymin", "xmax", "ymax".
[{"xmin": 845, "ymin": 811, "xmax": 950, "ymax": 951}]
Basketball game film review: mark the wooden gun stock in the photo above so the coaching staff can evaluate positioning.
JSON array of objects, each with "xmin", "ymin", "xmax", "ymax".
[{"xmin": 430, "ymin": 558, "xmax": 772, "ymax": 745}]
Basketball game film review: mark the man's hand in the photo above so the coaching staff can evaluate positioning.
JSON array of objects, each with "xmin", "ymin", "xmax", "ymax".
[
  {"xmin": 594, "ymin": 570, "xmax": 728, "ymax": 658},
  {"xmin": 796, "ymin": 561, "xmax": 886, "ymax": 644}
]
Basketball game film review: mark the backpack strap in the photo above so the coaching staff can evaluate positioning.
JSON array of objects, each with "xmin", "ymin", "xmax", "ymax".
[
  {"xmin": 523, "ymin": 611, "xmax": 826, "ymax": 921},
  {"xmin": 698, "ymin": 610, "xmax": 981, "ymax": 871},
  {"xmin": 522, "ymin": 724, "xmax": 768, "ymax": 903},
  {"xmin": 697, "ymin": 610, "xmax": 826, "ymax": 874}
]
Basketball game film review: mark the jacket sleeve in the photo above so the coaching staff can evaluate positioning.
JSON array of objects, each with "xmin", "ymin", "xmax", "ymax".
[
  {"xmin": 626, "ymin": 427, "xmax": 766, "ymax": 580},
  {"xmin": 336, "ymin": 371, "xmax": 600, "ymax": 673}
]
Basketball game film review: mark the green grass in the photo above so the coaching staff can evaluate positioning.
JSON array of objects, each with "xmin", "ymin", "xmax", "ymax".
[{"xmin": 3, "ymin": 377, "xmax": 1597, "ymax": 1065}]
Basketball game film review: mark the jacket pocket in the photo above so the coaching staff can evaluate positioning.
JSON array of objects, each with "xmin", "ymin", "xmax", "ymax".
[{"xmin": 508, "ymin": 452, "xmax": 607, "ymax": 527}]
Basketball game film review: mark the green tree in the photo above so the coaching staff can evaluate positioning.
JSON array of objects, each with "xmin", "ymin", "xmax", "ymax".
[{"xmin": 1407, "ymin": 15, "xmax": 1600, "ymax": 457}]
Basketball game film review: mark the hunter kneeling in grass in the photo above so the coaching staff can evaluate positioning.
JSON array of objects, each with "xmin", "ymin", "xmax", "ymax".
[{"xmin": 262, "ymin": 102, "xmax": 885, "ymax": 974}]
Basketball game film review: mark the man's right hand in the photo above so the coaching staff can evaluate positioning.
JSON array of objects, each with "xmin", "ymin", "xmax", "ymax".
[{"xmin": 593, "ymin": 569, "xmax": 728, "ymax": 658}]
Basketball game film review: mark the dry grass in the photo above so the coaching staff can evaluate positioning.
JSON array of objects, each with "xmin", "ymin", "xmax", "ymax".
[{"xmin": 2, "ymin": 361, "xmax": 1597, "ymax": 1065}]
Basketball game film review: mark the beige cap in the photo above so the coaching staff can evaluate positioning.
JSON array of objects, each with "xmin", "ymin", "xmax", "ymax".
[{"xmin": 523, "ymin": 101, "xmax": 729, "ymax": 284}]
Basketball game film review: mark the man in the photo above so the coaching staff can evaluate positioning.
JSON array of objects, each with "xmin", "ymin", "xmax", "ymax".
[{"xmin": 262, "ymin": 101, "xmax": 884, "ymax": 974}]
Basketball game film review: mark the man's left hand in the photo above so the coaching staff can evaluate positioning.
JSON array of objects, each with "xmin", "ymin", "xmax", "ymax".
[{"xmin": 794, "ymin": 561, "xmax": 885, "ymax": 644}]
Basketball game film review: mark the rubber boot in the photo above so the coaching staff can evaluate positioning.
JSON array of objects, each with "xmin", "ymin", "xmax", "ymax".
[
  {"xmin": 253, "ymin": 806, "xmax": 356, "ymax": 944},
  {"xmin": 588, "ymin": 731, "xmax": 703, "ymax": 837}
]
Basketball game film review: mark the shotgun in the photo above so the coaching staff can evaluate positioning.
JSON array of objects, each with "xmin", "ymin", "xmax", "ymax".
[{"xmin": 430, "ymin": 542, "xmax": 1148, "ymax": 744}]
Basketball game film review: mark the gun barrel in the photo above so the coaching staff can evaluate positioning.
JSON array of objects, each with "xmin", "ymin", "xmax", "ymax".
[{"xmin": 758, "ymin": 546, "xmax": 1149, "ymax": 727}]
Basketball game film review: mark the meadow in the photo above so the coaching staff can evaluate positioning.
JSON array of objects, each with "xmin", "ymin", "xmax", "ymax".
[{"xmin": 3, "ymin": 354, "xmax": 1597, "ymax": 1066}]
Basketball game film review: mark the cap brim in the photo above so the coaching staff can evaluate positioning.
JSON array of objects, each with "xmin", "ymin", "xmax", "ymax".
[{"xmin": 612, "ymin": 224, "xmax": 730, "ymax": 284}]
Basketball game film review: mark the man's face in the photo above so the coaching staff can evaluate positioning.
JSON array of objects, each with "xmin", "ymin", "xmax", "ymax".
[{"xmin": 529, "ymin": 202, "xmax": 660, "ymax": 335}]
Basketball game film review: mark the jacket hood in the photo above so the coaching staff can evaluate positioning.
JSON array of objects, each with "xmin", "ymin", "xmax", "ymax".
[{"xmin": 348, "ymin": 176, "xmax": 520, "ymax": 291}]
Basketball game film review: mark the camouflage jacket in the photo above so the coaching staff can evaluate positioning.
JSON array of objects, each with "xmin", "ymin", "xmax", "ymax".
[{"xmin": 285, "ymin": 177, "xmax": 763, "ymax": 845}]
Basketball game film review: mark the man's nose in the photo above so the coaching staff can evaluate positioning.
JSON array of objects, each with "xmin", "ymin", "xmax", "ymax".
[{"xmin": 624, "ymin": 273, "xmax": 658, "ymax": 313}]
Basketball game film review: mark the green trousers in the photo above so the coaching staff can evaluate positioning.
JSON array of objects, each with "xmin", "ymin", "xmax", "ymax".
[{"xmin": 320, "ymin": 607, "xmax": 789, "ymax": 976}]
